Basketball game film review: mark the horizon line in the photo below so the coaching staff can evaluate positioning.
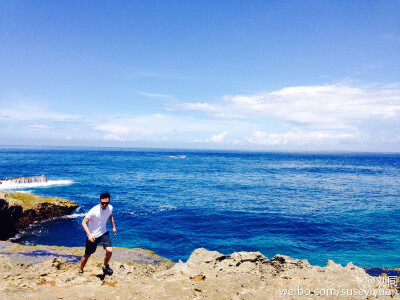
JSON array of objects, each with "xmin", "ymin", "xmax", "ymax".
[{"xmin": 0, "ymin": 144, "xmax": 399, "ymax": 155}]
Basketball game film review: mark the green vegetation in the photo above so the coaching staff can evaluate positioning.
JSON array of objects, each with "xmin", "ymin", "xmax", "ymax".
[{"xmin": 4, "ymin": 192, "xmax": 78, "ymax": 211}]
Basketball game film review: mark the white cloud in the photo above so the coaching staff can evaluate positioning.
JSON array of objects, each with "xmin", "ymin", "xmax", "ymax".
[
  {"xmin": 3, "ymin": 84, "xmax": 400, "ymax": 151},
  {"xmin": 103, "ymin": 133, "xmax": 134, "ymax": 141},
  {"xmin": 0, "ymin": 103, "xmax": 79, "ymax": 121},
  {"xmin": 136, "ymin": 91, "xmax": 173, "ymax": 99},
  {"xmin": 207, "ymin": 131, "xmax": 228, "ymax": 143},
  {"xmin": 194, "ymin": 132, "xmax": 230, "ymax": 144},
  {"xmin": 231, "ymin": 139, "xmax": 241, "ymax": 145},
  {"xmin": 95, "ymin": 124, "xmax": 131, "ymax": 135},
  {"xmin": 167, "ymin": 102, "xmax": 218, "ymax": 113},
  {"xmin": 245, "ymin": 131, "xmax": 280, "ymax": 145},
  {"xmin": 173, "ymin": 83, "xmax": 400, "ymax": 147},
  {"xmin": 245, "ymin": 130, "xmax": 355, "ymax": 146},
  {"xmin": 173, "ymin": 84, "xmax": 400, "ymax": 123},
  {"xmin": 93, "ymin": 114, "xmax": 246, "ymax": 143},
  {"xmin": 29, "ymin": 124, "xmax": 51, "ymax": 130},
  {"xmin": 93, "ymin": 114, "xmax": 181, "ymax": 137}
]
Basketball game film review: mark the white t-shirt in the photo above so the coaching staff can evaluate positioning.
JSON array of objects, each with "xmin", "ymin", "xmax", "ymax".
[{"xmin": 85, "ymin": 204, "xmax": 113, "ymax": 238}]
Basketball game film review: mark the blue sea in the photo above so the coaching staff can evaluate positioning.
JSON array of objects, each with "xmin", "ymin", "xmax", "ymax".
[{"xmin": 1, "ymin": 146, "xmax": 399, "ymax": 268}]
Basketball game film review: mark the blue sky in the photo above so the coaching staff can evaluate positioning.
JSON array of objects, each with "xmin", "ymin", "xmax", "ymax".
[{"xmin": 1, "ymin": 1, "xmax": 399, "ymax": 151}]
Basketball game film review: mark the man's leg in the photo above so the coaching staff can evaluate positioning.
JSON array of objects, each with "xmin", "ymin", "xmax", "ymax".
[
  {"xmin": 80, "ymin": 254, "xmax": 91, "ymax": 272},
  {"xmin": 104, "ymin": 247, "xmax": 112, "ymax": 266},
  {"xmin": 99, "ymin": 232, "xmax": 113, "ymax": 275},
  {"xmin": 80, "ymin": 237, "xmax": 98, "ymax": 272}
]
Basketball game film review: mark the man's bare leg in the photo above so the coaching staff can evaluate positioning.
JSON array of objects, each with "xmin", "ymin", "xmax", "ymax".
[
  {"xmin": 80, "ymin": 254, "xmax": 90, "ymax": 272},
  {"xmin": 104, "ymin": 247, "xmax": 112, "ymax": 267}
]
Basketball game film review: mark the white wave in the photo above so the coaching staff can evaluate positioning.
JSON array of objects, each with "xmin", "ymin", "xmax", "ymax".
[
  {"xmin": 8, "ymin": 232, "xmax": 24, "ymax": 241},
  {"xmin": 0, "ymin": 179, "xmax": 74, "ymax": 190},
  {"xmin": 127, "ymin": 204, "xmax": 177, "ymax": 216},
  {"xmin": 61, "ymin": 207, "xmax": 86, "ymax": 219},
  {"xmin": 61, "ymin": 212, "xmax": 86, "ymax": 219},
  {"xmin": 168, "ymin": 155, "xmax": 187, "ymax": 159},
  {"xmin": 159, "ymin": 204, "xmax": 177, "ymax": 212}
]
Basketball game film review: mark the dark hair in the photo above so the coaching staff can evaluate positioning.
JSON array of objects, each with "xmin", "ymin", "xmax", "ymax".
[{"xmin": 100, "ymin": 192, "xmax": 111, "ymax": 201}]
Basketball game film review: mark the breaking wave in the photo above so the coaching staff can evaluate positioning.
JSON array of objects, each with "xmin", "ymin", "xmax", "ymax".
[
  {"xmin": 61, "ymin": 212, "xmax": 86, "ymax": 219},
  {"xmin": 168, "ymin": 155, "xmax": 187, "ymax": 159},
  {"xmin": 0, "ymin": 179, "xmax": 74, "ymax": 190}
]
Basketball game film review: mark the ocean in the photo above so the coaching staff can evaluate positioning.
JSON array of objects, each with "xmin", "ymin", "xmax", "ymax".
[{"xmin": 1, "ymin": 146, "xmax": 399, "ymax": 268}]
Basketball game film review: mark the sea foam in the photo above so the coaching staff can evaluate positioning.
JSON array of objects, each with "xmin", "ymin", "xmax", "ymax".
[{"xmin": 0, "ymin": 179, "xmax": 74, "ymax": 190}]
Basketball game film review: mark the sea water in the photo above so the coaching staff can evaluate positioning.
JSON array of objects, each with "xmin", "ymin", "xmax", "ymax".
[{"xmin": 1, "ymin": 146, "xmax": 399, "ymax": 268}]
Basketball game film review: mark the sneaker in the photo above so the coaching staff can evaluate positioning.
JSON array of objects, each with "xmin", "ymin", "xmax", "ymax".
[
  {"xmin": 79, "ymin": 270, "xmax": 84, "ymax": 274},
  {"xmin": 103, "ymin": 265, "xmax": 113, "ymax": 276}
]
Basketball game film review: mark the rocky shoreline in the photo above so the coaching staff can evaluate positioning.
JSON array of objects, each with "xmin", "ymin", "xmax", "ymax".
[
  {"xmin": 0, "ymin": 191, "xmax": 79, "ymax": 240},
  {"xmin": 1, "ymin": 243, "xmax": 399, "ymax": 299}
]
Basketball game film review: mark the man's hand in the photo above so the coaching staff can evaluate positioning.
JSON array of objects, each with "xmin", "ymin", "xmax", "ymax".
[
  {"xmin": 109, "ymin": 215, "xmax": 117, "ymax": 236},
  {"xmin": 88, "ymin": 234, "xmax": 95, "ymax": 242}
]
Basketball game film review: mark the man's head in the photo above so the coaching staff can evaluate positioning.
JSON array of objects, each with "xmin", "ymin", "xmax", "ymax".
[{"xmin": 99, "ymin": 192, "xmax": 111, "ymax": 210}]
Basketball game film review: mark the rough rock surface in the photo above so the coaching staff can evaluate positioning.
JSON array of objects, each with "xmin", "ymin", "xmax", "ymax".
[
  {"xmin": 0, "ymin": 246, "xmax": 398, "ymax": 299},
  {"xmin": 0, "ymin": 192, "xmax": 79, "ymax": 240}
]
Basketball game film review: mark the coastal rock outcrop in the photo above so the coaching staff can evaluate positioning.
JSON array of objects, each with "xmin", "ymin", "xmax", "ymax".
[
  {"xmin": 153, "ymin": 248, "xmax": 399, "ymax": 299},
  {"xmin": 1, "ymin": 247, "xmax": 398, "ymax": 299},
  {"xmin": 0, "ymin": 192, "xmax": 79, "ymax": 240}
]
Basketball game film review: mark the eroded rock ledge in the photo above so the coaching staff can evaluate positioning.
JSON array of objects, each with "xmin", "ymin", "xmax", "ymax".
[
  {"xmin": 1, "ymin": 247, "xmax": 399, "ymax": 299},
  {"xmin": 0, "ymin": 192, "xmax": 79, "ymax": 240}
]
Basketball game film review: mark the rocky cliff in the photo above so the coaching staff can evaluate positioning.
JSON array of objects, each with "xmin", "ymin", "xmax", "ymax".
[{"xmin": 0, "ymin": 192, "xmax": 79, "ymax": 240}]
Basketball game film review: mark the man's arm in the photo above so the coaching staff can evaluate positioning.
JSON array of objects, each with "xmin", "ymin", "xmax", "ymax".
[
  {"xmin": 82, "ymin": 217, "xmax": 95, "ymax": 242},
  {"xmin": 109, "ymin": 215, "xmax": 117, "ymax": 235}
]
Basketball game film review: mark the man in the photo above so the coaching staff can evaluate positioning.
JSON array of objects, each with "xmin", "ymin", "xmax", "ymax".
[{"xmin": 79, "ymin": 192, "xmax": 117, "ymax": 275}]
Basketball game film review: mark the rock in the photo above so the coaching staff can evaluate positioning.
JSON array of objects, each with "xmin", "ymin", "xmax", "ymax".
[
  {"xmin": 0, "ymin": 197, "xmax": 23, "ymax": 239},
  {"xmin": 1, "ymin": 248, "xmax": 398, "ymax": 299},
  {"xmin": 190, "ymin": 275, "xmax": 205, "ymax": 281},
  {"xmin": 152, "ymin": 248, "xmax": 396, "ymax": 299},
  {"xmin": 0, "ymin": 192, "xmax": 79, "ymax": 240}
]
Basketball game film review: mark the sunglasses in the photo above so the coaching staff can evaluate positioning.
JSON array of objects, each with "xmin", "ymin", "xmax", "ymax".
[{"xmin": 100, "ymin": 201, "xmax": 109, "ymax": 206}]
